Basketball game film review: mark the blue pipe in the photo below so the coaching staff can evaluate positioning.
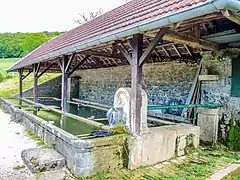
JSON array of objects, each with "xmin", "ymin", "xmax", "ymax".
[{"xmin": 8, "ymin": 0, "xmax": 240, "ymax": 71}]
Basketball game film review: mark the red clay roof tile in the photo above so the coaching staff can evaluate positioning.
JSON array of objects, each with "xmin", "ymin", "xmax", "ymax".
[{"xmin": 9, "ymin": 0, "xmax": 208, "ymax": 70}]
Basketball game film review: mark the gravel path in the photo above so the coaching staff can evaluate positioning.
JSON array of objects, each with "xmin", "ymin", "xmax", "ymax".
[{"xmin": 0, "ymin": 109, "xmax": 37, "ymax": 180}]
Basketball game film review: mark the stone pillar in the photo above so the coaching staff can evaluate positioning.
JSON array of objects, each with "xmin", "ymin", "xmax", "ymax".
[
  {"xmin": 197, "ymin": 107, "xmax": 219, "ymax": 143},
  {"xmin": 67, "ymin": 78, "xmax": 71, "ymax": 101}
]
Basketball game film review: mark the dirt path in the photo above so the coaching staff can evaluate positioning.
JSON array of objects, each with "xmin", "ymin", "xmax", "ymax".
[{"xmin": 0, "ymin": 109, "xmax": 37, "ymax": 180}]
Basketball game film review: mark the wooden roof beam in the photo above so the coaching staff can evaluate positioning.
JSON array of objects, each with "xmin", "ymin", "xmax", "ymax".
[
  {"xmin": 146, "ymin": 29, "xmax": 219, "ymax": 51},
  {"xmin": 139, "ymin": 28, "xmax": 167, "ymax": 65},
  {"xmin": 222, "ymin": 9, "xmax": 240, "ymax": 25},
  {"xmin": 80, "ymin": 50, "xmax": 123, "ymax": 59}
]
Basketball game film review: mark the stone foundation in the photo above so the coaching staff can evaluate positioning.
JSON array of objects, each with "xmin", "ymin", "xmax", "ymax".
[
  {"xmin": 0, "ymin": 98, "xmax": 127, "ymax": 177},
  {"xmin": 128, "ymin": 124, "xmax": 200, "ymax": 169},
  {"xmin": 0, "ymin": 98, "xmax": 200, "ymax": 177}
]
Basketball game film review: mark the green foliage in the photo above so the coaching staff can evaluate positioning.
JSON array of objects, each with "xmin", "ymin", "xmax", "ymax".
[
  {"xmin": 13, "ymin": 165, "xmax": 26, "ymax": 170},
  {"xmin": 0, "ymin": 32, "xmax": 62, "ymax": 58},
  {"xmin": 111, "ymin": 122, "xmax": 129, "ymax": 135},
  {"xmin": 21, "ymin": 33, "xmax": 50, "ymax": 54},
  {"xmin": 25, "ymin": 129, "xmax": 48, "ymax": 148},
  {"xmin": 226, "ymin": 120, "xmax": 240, "ymax": 151}
]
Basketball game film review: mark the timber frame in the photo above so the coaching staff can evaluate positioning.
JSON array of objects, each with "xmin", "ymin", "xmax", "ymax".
[{"xmin": 13, "ymin": 3, "xmax": 240, "ymax": 135}]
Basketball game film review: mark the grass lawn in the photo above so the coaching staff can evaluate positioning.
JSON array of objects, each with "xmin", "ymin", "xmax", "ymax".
[
  {"xmin": 0, "ymin": 73, "xmax": 60, "ymax": 98},
  {"xmin": 0, "ymin": 58, "xmax": 59, "ymax": 98},
  {"xmin": 0, "ymin": 58, "xmax": 19, "ymax": 70}
]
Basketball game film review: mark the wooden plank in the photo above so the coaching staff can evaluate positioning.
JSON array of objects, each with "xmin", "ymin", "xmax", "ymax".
[
  {"xmin": 146, "ymin": 29, "xmax": 219, "ymax": 51},
  {"xmin": 131, "ymin": 34, "xmax": 143, "ymax": 135},
  {"xmin": 181, "ymin": 60, "xmax": 203, "ymax": 117},
  {"xmin": 222, "ymin": 9, "xmax": 240, "ymax": 25},
  {"xmin": 139, "ymin": 28, "xmax": 167, "ymax": 65},
  {"xmin": 198, "ymin": 75, "xmax": 219, "ymax": 81}
]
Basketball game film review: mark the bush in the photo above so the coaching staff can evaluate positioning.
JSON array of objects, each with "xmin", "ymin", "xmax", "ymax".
[{"xmin": 226, "ymin": 119, "xmax": 240, "ymax": 151}]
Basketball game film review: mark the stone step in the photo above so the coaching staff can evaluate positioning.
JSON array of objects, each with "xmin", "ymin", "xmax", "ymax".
[
  {"xmin": 21, "ymin": 148, "xmax": 65, "ymax": 173},
  {"xmin": 26, "ymin": 169, "xmax": 66, "ymax": 180}
]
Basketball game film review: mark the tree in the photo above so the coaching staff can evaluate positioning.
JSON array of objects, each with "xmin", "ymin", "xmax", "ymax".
[
  {"xmin": 75, "ymin": 9, "xmax": 103, "ymax": 25},
  {"xmin": 21, "ymin": 33, "xmax": 50, "ymax": 55}
]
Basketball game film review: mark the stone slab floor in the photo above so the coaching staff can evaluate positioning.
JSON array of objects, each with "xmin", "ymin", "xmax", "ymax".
[{"xmin": 0, "ymin": 109, "xmax": 37, "ymax": 180}]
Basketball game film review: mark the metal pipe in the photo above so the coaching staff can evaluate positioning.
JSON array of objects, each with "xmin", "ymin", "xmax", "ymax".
[{"xmin": 148, "ymin": 103, "xmax": 223, "ymax": 110}]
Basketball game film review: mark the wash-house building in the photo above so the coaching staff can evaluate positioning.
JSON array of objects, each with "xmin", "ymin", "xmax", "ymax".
[{"xmin": 6, "ymin": 0, "xmax": 240, "ymax": 176}]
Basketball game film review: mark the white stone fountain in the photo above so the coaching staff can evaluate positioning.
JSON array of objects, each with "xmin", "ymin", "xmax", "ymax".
[{"xmin": 113, "ymin": 87, "xmax": 148, "ymax": 134}]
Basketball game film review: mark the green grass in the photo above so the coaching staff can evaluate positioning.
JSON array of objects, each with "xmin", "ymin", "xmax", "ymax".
[
  {"xmin": 223, "ymin": 167, "xmax": 240, "ymax": 180},
  {"xmin": 25, "ymin": 129, "xmax": 48, "ymax": 148},
  {"xmin": 0, "ymin": 58, "xmax": 59, "ymax": 98},
  {"xmin": 0, "ymin": 73, "xmax": 59, "ymax": 98},
  {"xmin": 82, "ymin": 146, "xmax": 240, "ymax": 180},
  {"xmin": 13, "ymin": 165, "xmax": 26, "ymax": 170},
  {"xmin": 0, "ymin": 58, "xmax": 19, "ymax": 70}
]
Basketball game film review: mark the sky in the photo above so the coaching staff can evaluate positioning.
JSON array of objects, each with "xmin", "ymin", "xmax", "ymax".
[{"xmin": 0, "ymin": 0, "xmax": 127, "ymax": 33}]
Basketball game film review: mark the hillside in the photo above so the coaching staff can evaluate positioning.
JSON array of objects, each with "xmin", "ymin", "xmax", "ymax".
[
  {"xmin": 0, "ymin": 31, "xmax": 63, "ymax": 59},
  {"xmin": 0, "ymin": 58, "xmax": 59, "ymax": 98}
]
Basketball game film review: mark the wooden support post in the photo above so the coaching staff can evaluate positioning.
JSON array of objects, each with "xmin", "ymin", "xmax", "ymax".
[
  {"xmin": 61, "ymin": 56, "xmax": 69, "ymax": 112},
  {"xmin": 131, "ymin": 34, "xmax": 143, "ymax": 135},
  {"xmin": 18, "ymin": 68, "xmax": 23, "ymax": 106},
  {"xmin": 33, "ymin": 63, "xmax": 40, "ymax": 103}
]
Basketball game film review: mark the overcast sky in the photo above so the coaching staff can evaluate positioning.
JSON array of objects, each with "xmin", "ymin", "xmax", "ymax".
[{"xmin": 0, "ymin": 0, "xmax": 127, "ymax": 33}]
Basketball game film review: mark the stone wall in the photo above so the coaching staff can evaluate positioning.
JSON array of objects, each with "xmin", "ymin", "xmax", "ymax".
[
  {"xmin": 200, "ymin": 52, "xmax": 240, "ymax": 140},
  {"xmin": 73, "ymin": 61, "xmax": 198, "ymax": 106},
  {"xmin": 18, "ymin": 76, "xmax": 62, "ymax": 98}
]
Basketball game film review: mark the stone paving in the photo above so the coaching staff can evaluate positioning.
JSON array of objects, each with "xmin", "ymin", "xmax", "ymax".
[{"xmin": 0, "ymin": 109, "xmax": 37, "ymax": 180}]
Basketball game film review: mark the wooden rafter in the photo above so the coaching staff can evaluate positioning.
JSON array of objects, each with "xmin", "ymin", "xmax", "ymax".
[
  {"xmin": 146, "ymin": 29, "xmax": 219, "ymax": 51},
  {"xmin": 162, "ymin": 46, "xmax": 170, "ymax": 57},
  {"xmin": 146, "ymin": 38, "xmax": 161, "ymax": 61},
  {"xmin": 68, "ymin": 55, "xmax": 90, "ymax": 76},
  {"xmin": 184, "ymin": 45, "xmax": 193, "ymax": 56},
  {"xmin": 172, "ymin": 45, "xmax": 182, "ymax": 58},
  {"xmin": 222, "ymin": 9, "xmax": 240, "ymax": 25},
  {"xmin": 81, "ymin": 50, "xmax": 123, "ymax": 59}
]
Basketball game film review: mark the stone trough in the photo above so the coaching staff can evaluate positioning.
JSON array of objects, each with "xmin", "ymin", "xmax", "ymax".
[{"xmin": 0, "ymin": 97, "xmax": 200, "ymax": 177}]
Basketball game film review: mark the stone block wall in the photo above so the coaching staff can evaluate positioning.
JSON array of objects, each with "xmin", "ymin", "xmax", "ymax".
[
  {"xmin": 18, "ymin": 76, "xmax": 62, "ymax": 98},
  {"xmin": 73, "ymin": 61, "xmax": 198, "ymax": 106},
  {"xmin": 200, "ymin": 53, "xmax": 240, "ymax": 140}
]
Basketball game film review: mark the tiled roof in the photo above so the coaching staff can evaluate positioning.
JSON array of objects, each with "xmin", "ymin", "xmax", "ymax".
[{"xmin": 9, "ymin": 0, "xmax": 208, "ymax": 71}]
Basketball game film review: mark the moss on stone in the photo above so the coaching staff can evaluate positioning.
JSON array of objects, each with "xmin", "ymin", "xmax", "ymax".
[{"xmin": 184, "ymin": 134, "xmax": 196, "ymax": 155}]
